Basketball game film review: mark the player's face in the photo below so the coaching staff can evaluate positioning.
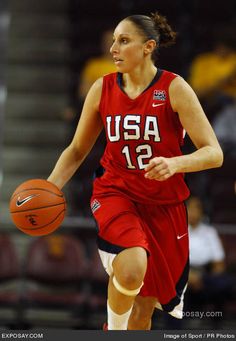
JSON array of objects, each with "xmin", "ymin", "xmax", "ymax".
[{"xmin": 110, "ymin": 20, "xmax": 147, "ymax": 72}]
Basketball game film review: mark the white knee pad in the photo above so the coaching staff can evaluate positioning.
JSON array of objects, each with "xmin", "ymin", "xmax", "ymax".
[{"xmin": 112, "ymin": 275, "xmax": 144, "ymax": 296}]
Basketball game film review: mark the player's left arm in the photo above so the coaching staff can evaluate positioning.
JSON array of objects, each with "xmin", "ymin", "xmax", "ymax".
[{"xmin": 145, "ymin": 76, "xmax": 223, "ymax": 181}]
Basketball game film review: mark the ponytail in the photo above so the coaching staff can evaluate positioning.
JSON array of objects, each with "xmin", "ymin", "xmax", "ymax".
[{"xmin": 125, "ymin": 11, "xmax": 177, "ymax": 61}]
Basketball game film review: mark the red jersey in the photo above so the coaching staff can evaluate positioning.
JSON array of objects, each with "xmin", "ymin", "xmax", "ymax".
[{"xmin": 93, "ymin": 69, "xmax": 190, "ymax": 204}]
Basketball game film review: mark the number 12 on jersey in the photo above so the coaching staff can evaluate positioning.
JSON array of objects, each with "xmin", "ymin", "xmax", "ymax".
[{"xmin": 121, "ymin": 144, "xmax": 153, "ymax": 170}]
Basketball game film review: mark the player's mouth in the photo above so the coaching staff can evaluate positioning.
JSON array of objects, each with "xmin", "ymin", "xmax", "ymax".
[{"xmin": 113, "ymin": 57, "xmax": 123, "ymax": 64}]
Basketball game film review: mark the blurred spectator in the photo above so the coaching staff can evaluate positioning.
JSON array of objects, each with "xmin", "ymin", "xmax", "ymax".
[
  {"xmin": 188, "ymin": 39, "xmax": 236, "ymax": 121},
  {"xmin": 78, "ymin": 28, "xmax": 116, "ymax": 100},
  {"xmin": 184, "ymin": 195, "xmax": 233, "ymax": 327},
  {"xmin": 212, "ymin": 99, "xmax": 236, "ymax": 158},
  {"xmin": 64, "ymin": 28, "xmax": 116, "ymax": 142}
]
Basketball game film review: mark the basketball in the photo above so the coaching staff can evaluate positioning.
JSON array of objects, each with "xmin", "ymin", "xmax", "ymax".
[{"xmin": 9, "ymin": 179, "xmax": 66, "ymax": 236}]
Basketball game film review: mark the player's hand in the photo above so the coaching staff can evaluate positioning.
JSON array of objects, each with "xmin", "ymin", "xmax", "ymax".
[{"xmin": 144, "ymin": 157, "xmax": 177, "ymax": 181}]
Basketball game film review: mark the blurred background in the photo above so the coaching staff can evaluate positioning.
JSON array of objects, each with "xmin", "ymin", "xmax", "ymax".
[{"xmin": 0, "ymin": 0, "xmax": 235, "ymax": 330}]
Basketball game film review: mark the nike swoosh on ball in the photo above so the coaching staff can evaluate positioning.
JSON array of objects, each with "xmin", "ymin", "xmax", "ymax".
[{"xmin": 16, "ymin": 194, "xmax": 39, "ymax": 207}]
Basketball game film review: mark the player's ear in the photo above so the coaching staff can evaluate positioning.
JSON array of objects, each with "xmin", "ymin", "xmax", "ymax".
[{"xmin": 144, "ymin": 39, "xmax": 156, "ymax": 55}]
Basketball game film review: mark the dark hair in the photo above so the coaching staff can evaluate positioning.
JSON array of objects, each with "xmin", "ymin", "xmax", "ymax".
[{"xmin": 125, "ymin": 12, "xmax": 177, "ymax": 61}]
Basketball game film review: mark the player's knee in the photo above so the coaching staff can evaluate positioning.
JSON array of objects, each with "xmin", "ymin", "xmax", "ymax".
[
  {"xmin": 114, "ymin": 264, "xmax": 145, "ymax": 290},
  {"xmin": 112, "ymin": 275, "xmax": 143, "ymax": 296},
  {"xmin": 113, "ymin": 247, "xmax": 147, "ymax": 288}
]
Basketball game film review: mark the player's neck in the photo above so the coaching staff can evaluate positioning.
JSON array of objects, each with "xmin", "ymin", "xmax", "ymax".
[{"xmin": 122, "ymin": 65, "xmax": 157, "ymax": 98}]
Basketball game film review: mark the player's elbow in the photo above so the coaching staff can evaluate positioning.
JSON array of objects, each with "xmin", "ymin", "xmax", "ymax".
[
  {"xmin": 68, "ymin": 141, "xmax": 88, "ymax": 165},
  {"xmin": 213, "ymin": 146, "xmax": 224, "ymax": 168}
]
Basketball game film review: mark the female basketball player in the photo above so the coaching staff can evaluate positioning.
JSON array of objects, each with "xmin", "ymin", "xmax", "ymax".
[{"xmin": 47, "ymin": 12, "xmax": 223, "ymax": 330}]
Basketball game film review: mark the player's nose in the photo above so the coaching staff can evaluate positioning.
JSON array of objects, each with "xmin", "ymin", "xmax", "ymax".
[{"xmin": 110, "ymin": 41, "xmax": 119, "ymax": 54}]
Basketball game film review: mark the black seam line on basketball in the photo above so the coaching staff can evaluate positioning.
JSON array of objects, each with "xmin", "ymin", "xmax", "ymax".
[
  {"xmin": 16, "ymin": 209, "xmax": 66, "ymax": 231},
  {"xmin": 11, "ymin": 188, "xmax": 64, "ymax": 200},
  {"xmin": 10, "ymin": 202, "xmax": 65, "ymax": 214}
]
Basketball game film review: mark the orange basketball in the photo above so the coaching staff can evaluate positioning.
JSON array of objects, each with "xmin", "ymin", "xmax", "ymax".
[{"xmin": 9, "ymin": 179, "xmax": 66, "ymax": 236}]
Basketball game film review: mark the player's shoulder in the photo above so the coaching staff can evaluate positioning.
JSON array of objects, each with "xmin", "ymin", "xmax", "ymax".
[
  {"xmin": 100, "ymin": 72, "xmax": 119, "ymax": 90},
  {"xmin": 169, "ymin": 72, "xmax": 195, "ymax": 98},
  {"xmin": 85, "ymin": 77, "xmax": 104, "ymax": 108},
  {"xmin": 91, "ymin": 71, "xmax": 117, "ymax": 85},
  {"xmin": 89, "ymin": 76, "xmax": 104, "ymax": 94},
  {"xmin": 87, "ymin": 72, "xmax": 117, "ymax": 106},
  {"xmin": 102, "ymin": 71, "xmax": 117, "ymax": 81},
  {"xmin": 157, "ymin": 68, "xmax": 184, "ymax": 88}
]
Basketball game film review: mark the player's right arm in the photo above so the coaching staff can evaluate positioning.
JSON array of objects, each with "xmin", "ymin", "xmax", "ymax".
[{"xmin": 47, "ymin": 77, "xmax": 104, "ymax": 189}]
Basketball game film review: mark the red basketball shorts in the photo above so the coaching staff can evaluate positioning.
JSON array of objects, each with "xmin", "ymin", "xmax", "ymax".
[{"xmin": 90, "ymin": 193, "xmax": 189, "ymax": 318}]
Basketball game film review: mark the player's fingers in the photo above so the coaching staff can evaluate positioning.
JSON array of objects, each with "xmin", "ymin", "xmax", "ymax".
[
  {"xmin": 144, "ymin": 162, "xmax": 156, "ymax": 172},
  {"xmin": 145, "ymin": 166, "xmax": 168, "ymax": 179},
  {"xmin": 145, "ymin": 162, "xmax": 167, "ymax": 179},
  {"xmin": 144, "ymin": 157, "xmax": 164, "ymax": 172}
]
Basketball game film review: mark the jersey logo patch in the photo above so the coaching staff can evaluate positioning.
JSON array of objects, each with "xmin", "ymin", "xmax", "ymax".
[
  {"xmin": 152, "ymin": 103, "xmax": 165, "ymax": 108},
  {"xmin": 153, "ymin": 90, "xmax": 166, "ymax": 101},
  {"xmin": 91, "ymin": 199, "xmax": 101, "ymax": 213}
]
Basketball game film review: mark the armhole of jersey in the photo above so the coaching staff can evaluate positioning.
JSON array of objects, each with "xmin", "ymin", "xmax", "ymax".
[
  {"xmin": 167, "ymin": 75, "xmax": 185, "ymax": 146},
  {"xmin": 168, "ymin": 74, "xmax": 179, "ymax": 113}
]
